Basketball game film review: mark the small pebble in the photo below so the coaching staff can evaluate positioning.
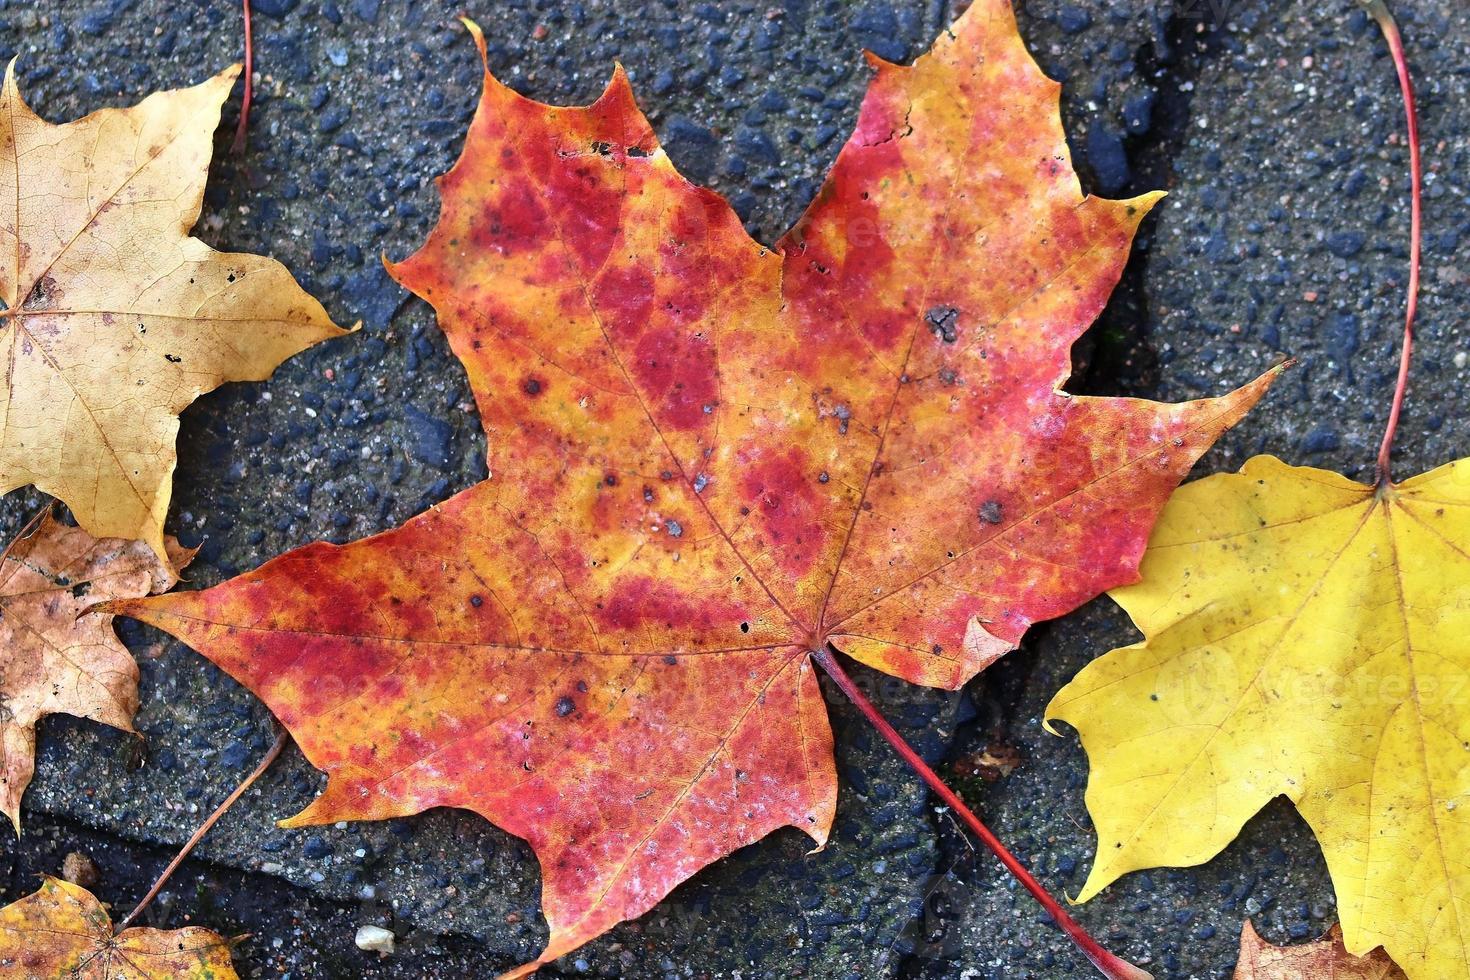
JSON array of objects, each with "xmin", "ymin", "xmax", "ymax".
[{"xmin": 355, "ymin": 924, "xmax": 395, "ymax": 954}]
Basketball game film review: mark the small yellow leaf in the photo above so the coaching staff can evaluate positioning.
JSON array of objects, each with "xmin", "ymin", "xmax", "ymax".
[
  {"xmin": 0, "ymin": 876, "xmax": 238, "ymax": 978},
  {"xmin": 1047, "ymin": 454, "xmax": 1470, "ymax": 980}
]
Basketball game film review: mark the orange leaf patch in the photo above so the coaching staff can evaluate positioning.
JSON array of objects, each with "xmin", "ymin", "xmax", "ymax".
[{"xmin": 114, "ymin": 1, "xmax": 1276, "ymax": 973}]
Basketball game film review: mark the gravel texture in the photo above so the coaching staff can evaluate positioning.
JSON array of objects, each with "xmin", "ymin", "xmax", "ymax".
[{"xmin": 1, "ymin": 0, "xmax": 1466, "ymax": 977}]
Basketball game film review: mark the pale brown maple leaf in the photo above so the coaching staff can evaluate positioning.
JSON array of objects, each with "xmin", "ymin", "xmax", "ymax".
[
  {"xmin": 0, "ymin": 507, "xmax": 192, "ymax": 831},
  {"xmin": 0, "ymin": 63, "xmax": 351, "ymax": 565}
]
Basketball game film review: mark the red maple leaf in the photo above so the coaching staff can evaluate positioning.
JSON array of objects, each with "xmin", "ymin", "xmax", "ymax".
[{"xmin": 115, "ymin": 2, "xmax": 1274, "ymax": 974}]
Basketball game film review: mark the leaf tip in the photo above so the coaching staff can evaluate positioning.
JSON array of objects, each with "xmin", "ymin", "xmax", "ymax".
[
  {"xmin": 458, "ymin": 17, "xmax": 489, "ymax": 69},
  {"xmin": 93, "ymin": 594, "xmax": 157, "ymax": 624},
  {"xmin": 801, "ymin": 815, "xmax": 832, "ymax": 853},
  {"xmin": 205, "ymin": 63, "xmax": 245, "ymax": 106},
  {"xmin": 497, "ymin": 960, "xmax": 545, "ymax": 980},
  {"xmin": 380, "ymin": 250, "xmax": 405, "ymax": 284},
  {"xmin": 861, "ymin": 48, "xmax": 900, "ymax": 72},
  {"xmin": 1137, "ymin": 188, "xmax": 1167, "ymax": 209},
  {"xmin": 1, "ymin": 58, "xmax": 31, "ymax": 118},
  {"xmin": 597, "ymin": 62, "xmax": 640, "ymax": 114}
]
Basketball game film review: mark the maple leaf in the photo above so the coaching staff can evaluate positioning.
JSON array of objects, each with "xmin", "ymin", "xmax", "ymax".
[
  {"xmin": 111, "ymin": 1, "xmax": 1273, "ymax": 973},
  {"xmin": 0, "ymin": 62, "xmax": 351, "ymax": 567},
  {"xmin": 0, "ymin": 876, "xmax": 238, "ymax": 978},
  {"xmin": 0, "ymin": 506, "xmax": 192, "ymax": 832},
  {"xmin": 1044, "ymin": 7, "xmax": 1460, "ymax": 979},
  {"xmin": 1234, "ymin": 920, "xmax": 1406, "ymax": 980},
  {"xmin": 1046, "ymin": 457, "xmax": 1470, "ymax": 980}
]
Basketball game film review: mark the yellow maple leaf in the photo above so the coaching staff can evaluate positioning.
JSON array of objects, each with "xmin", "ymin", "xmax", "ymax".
[
  {"xmin": 0, "ymin": 876, "xmax": 238, "ymax": 978},
  {"xmin": 1046, "ymin": 455, "xmax": 1470, "ymax": 980},
  {"xmin": 0, "ymin": 63, "xmax": 351, "ymax": 566}
]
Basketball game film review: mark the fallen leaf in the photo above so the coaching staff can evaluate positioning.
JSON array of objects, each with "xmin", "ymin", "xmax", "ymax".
[
  {"xmin": 0, "ymin": 62, "xmax": 351, "ymax": 567},
  {"xmin": 113, "ymin": 1, "xmax": 1273, "ymax": 973},
  {"xmin": 0, "ymin": 507, "xmax": 193, "ymax": 832},
  {"xmin": 953, "ymin": 741, "xmax": 1023, "ymax": 783},
  {"xmin": 1235, "ymin": 920, "xmax": 1405, "ymax": 979},
  {"xmin": 62, "ymin": 851, "xmax": 100, "ymax": 891},
  {"xmin": 0, "ymin": 876, "xmax": 238, "ymax": 978},
  {"xmin": 1047, "ymin": 457, "xmax": 1470, "ymax": 980}
]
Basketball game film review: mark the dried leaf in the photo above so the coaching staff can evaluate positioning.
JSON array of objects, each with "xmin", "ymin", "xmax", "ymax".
[
  {"xmin": 0, "ymin": 63, "xmax": 351, "ymax": 566},
  {"xmin": 115, "ymin": 1, "xmax": 1274, "ymax": 973},
  {"xmin": 1047, "ymin": 456, "xmax": 1470, "ymax": 980},
  {"xmin": 0, "ymin": 508, "xmax": 192, "ymax": 831},
  {"xmin": 0, "ymin": 876, "xmax": 237, "ymax": 978},
  {"xmin": 1235, "ymin": 921, "xmax": 1405, "ymax": 979}
]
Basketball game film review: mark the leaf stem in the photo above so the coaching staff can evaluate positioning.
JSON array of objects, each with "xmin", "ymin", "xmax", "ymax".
[
  {"xmin": 114, "ymin": 725, "xmax": 288, "ymax": 933},
  {"xmin": 1367, "ymin": 0, "xmax": 1421, "ymax": 486},
  {"xmin": 231, "ymin": 0, "xmax": 254, "ymax": 154},
  {"xmin": 813, "ymin": 644, "xmax": 1151, "ymax": 980}
]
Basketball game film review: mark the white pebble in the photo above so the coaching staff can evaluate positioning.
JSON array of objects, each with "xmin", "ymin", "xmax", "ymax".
[{"xmin": 356, "ymin": 925, "xmax": 395, "ymax": 954}]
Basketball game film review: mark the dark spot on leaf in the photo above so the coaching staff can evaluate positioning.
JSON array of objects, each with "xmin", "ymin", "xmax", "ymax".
[
  {"xmin": 522, "ymin": 376, "xmax": 544, "ymax": 396},
  {"xmin": 555, "ymin": 696, "xmax": 575, "ymax": 717},
  {"xmin": 470, "ymin": 595, "xmax": 483, "ymax": 608},
  {"xmin": 663, "ymin": 655, "xmax": 678, "ymax": 666},
  {"xmin": 925, "ymin": 305, "xmax": 960, "ymax": 343},
  {"xmin": 979, "ymin": 500, "xmax": 1003, "ymax": 524}
]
